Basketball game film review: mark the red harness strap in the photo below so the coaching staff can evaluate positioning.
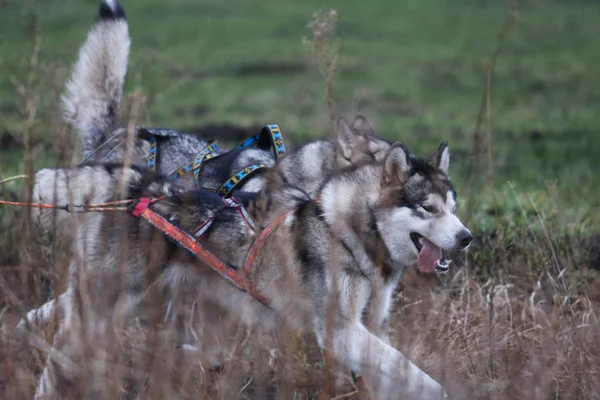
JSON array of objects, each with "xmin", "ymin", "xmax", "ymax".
[
  {"xmin": 130, "ymin": 197, "xmax": 272, "ymax": 307},
  {"xmin": 192, "ymin": 197, "xmax": 256, "ymax": 238},
  {"xmin": 242, "ymin": 207, "xmax": 297, "ymax": 294},
  {"xmin": 242, "ymin": 198, "xmax": 318, "ymax": 299}
]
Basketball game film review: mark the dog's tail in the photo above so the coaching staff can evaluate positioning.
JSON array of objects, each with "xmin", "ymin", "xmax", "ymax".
[{"xmin": 61, "ymin": 0, "xmax": 130, "ymax": 159}]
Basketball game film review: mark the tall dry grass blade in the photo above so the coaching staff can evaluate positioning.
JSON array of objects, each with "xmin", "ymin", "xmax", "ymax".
[
  {"xmin": 303, "ymin": 10, "xmax": 341, "ymax": 136},
  {"xmin": 464, "ymin": 0, "xmax": 519, "ymax": 226}
]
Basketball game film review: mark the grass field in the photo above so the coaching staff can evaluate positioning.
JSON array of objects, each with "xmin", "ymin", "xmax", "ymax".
[
  {"xmin": 1, "ymin": 0, "xmax": 600, "ymax": 398},
  {"xmin": 2, "ymin": 0, "xmax": 600, "ymax": 203}
]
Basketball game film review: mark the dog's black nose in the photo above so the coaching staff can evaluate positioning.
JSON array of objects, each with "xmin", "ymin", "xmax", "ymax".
[{"xmin": 457, "ymin": 230, "xmax": 473, "ymax": 249}]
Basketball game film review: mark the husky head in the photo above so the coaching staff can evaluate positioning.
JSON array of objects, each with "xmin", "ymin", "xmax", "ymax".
[
  {"xmin": 376, "ymin": 142, "xmax": 472, "ymax": 274},
  {"xmin": 335, "ymin": 115, "xmax": 391, "ymax": 170}
]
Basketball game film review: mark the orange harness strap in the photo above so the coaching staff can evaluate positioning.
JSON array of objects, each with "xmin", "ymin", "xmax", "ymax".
[
  {"xmin": 130, "ymin": 198, "xmax": 272, "ymax": 308},
  {"xmin": 1, "ymin": 195, "xmax": 311, "ymax": 310},
  {"xmin": 242, "ymin": 198, "xmax": 319, "ymax": 297},
  {"xmin": 242, "ymin": 207, "xmax": 297, "ymax": 284}
]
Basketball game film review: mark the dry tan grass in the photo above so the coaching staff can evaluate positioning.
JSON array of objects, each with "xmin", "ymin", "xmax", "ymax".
[{"xmin": 1, "ymin": 215, "xmax": 599, "ymax": 399}]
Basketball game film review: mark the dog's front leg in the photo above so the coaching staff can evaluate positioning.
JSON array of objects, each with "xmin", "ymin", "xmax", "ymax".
[
  {"xmin": 363, "ymin": 276, "xmax": 399, "ymax": 344},
  {"xmin": 34, "ymin": 321, "xmax": 67, "ymax": 400},
  {"xmin": 338, "ymin": 230, "xmax": 375, "ymax": 275},
  {"xmin": 33, "ymin": 315, "xmax": 84, "ymax": 399},
  {"xmin": 327, "ymin": 322, "xmax": 446, "ymax": 400},
  {"xmin": 14, "ymin": 292, "xmax": 69, "ymax": 336}
]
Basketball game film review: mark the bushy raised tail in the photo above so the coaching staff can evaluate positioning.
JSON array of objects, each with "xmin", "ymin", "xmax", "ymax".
[{"xmin": 61, "ymin": 0, "xmax": 130, "ymax": 159}]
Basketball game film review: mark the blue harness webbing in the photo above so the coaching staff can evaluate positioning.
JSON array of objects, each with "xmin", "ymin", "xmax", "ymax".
[{"xmin": 138, "ymin": 124, "xmax": 286, "ymax": 198}]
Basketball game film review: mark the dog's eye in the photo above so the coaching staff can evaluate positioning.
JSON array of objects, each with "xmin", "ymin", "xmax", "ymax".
[{"xmin": 422, "ymin": 205, "xmax": 437, "ymax": 214}]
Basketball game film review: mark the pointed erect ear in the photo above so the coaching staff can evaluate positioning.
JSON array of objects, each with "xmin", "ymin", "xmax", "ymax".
[
  {"xmin": 337, "ymin": 117, "xmax": 362, "ymax": 159},
  {"xmin": 264, "ymin": 164, "xmax": 287, "ymax": 190},
  {"xmin": 351, "ymin": 114, "xmax": 375, "ymax": 136},
  {"xmin": 428, "ymin": 141, "xmax": 450, "ymax": 174},
  {"xmin": 382, "ymin": 142, "xmax": 411, "ymax": 187}
]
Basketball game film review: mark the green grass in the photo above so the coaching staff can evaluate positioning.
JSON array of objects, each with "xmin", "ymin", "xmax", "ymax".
[{"xmin": 1, "ymin": 0, "xmax": 599, "ymax": 231}]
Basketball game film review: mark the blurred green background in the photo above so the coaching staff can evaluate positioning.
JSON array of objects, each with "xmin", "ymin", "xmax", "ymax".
[{"xmin": 1, "ymin": 0, "xmax": 599, "ymax": 235}]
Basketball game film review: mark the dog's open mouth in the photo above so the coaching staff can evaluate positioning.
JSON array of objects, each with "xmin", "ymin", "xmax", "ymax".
[{"xmin": 410, "ymin": 232, "xmax": 452, "ymax": 275}]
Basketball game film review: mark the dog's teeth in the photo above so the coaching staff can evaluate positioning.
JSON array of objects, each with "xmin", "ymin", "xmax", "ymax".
[
  {"xmin": 435, "ymin": 258, "xmax": 452, "ymax": 274},
  {"xmin": 435, "ymin": 265, "xmax": 449, "ymax": 273},
  {"xmin": 418, "ymin": 237, "xmax": 424, "ymax": 245},
  {"xmin": 437, "ymin": 259, "xmax": 452, "ymax": 267}
]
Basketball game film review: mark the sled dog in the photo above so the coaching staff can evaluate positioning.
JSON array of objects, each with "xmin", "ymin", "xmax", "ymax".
[{"xmin": 26, "ymin": 141, "xmax": 470, "ymax": 399}]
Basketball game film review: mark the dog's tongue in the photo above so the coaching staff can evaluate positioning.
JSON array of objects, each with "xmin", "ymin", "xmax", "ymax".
[{"xmin": 418, "ymin": 238, "xmax": 442, "ymax": 273}]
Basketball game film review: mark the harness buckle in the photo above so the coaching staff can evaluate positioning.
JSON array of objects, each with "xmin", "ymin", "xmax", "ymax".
[{"xmin": 129, "ymin": 197, "xmax": 151, "ymax": 217}]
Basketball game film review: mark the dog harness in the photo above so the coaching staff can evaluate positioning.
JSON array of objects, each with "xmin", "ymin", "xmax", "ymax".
[
  {"xmin": 0, "ymin": 193, "xmax": 315, "ymax": 310},
  {"xmin": 127, "ymin": 195, "xmax": 305, "ymax": 308},
  {"xmin": 1, "ymin": 123, "xmax": 292, "ymax": 309},
  {"xmin": 138, "ymin": 124, "xmax": 286, "ymax": 197},
  {"xmin": 192, "ymin": 197, "xmax": 256, "ymax": 237}
]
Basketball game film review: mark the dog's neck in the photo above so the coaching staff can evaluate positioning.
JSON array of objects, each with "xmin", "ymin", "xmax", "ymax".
[
  {"xmin": 246, "ymin": 175, "xmax": 311, "ymax": 230},
  {"xmin": 318, "ymin": 163, "xmax": 401, "ymax": 279}
]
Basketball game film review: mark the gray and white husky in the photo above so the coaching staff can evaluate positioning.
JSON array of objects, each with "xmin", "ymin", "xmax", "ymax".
[
  {"xmin": 64, "ymin": 0, "xmax": 391, "ymax": 196},
  {"xmin": 24, "ymin": 140, "xmax": 470, "ymax": 399}
]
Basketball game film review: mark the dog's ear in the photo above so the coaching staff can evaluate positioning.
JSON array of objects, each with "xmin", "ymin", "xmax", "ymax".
[
  {"xmin": 251, "ymin": 167, "xmax": 287, "ymax": 221},
  {"xmin": 381, "ymin": 142, "xmax": 411, "ymax": 187},
  {"xmin": 336, "ymin": 117, "xmax": 364, "ymax": 160},
  {"xmin": 351, "ymin": 114, "xmax": 375, "ymax": 136},
  {"xmin": 351, "ymin": 114, "xmax": 387, "ymax": 155},
  {"xmin": 428, "ymin": 141, "xmax": 450, "ymax": 174},
  {"xmin": 263, "ymin": 165, "xmax": 287, "ymax": 191}
]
